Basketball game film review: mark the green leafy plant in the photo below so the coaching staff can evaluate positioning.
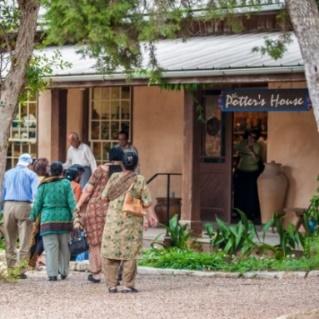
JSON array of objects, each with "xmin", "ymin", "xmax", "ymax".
[
  {"xmin": 304, "ymin": 179, "xmax": 319, "ymax": 234},
  {"xmin": 139, "ymin": 248, "xmax": 319, "ymax": 273},
  {"xmin": 262, "ymin": 214, "xmax": 304, "ymax": 258},
  {"xmin": 205, "ymin": 210, "xmax": 257, "ymax": 256},
  {"xmin": 165, "ymin": 214, "xmax": 191, "ymax": 250}
]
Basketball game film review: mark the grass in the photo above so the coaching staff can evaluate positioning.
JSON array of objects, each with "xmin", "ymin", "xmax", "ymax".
[{"xmin": 139, "ymin": 248, "xmax": 319, "ymax": 273}]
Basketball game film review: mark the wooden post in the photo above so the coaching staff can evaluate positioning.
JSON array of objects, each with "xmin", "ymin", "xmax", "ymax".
[
  {"xmin": 181, "ymin": 91, "xmax": 202, "ymax": 235},
  {"xmin": 51, "ymin": 89, "xmax": 67, "ymax": 161}
]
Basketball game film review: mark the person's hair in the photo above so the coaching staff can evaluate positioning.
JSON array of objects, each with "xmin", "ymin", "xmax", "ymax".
[
  {"xmin": 243, "ymin": 129, "xmax": 260, "ymax": 140},
  {"xmin": 109, "ymin": 147, "xmax": 124, "ymax": 162},
  {"xmin": 65, "ymin": 168, "xmax": 79, "ymax": 182},
  {"xmin": 50, "ymin": 161, "xmax": 64, "ymax": 177},
  {"xmin": 118, "ymin": 130, "xmax": 129, "ymax": 139},
  {"xmin": 69, "ymin": 132, "xmax": 80, "ymax": 142},
  {"xmin": 69, "ymin": 164, "xmax": 85, "ymax": 174},
  {"xmin": 33, "ymin": 158, "xmax": 49, "ymax": 177},
  {"xmin": 122, "ymin": 151, "xmax": 138, "ymax": 171}
]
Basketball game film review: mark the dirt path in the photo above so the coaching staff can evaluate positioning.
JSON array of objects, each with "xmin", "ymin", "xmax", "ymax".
[{"xmin": 0, "ymin": 271, "xmax": 318, "ymax": 319}]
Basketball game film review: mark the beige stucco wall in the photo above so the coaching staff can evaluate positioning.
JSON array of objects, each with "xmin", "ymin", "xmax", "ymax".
[
  {"xmin": 133, "ymin": 86, "xmax": 184, "ymax": 200},
  {"xmin": 66, "ymin": 89, "xmax": 84, "ymax": 146},
  {"xmin": 37, "ymin": 90, "xmax": 52, "ymax": 159},
  {"xmin": 267, "ymin": 81, "xmax": 319, "ymax": 208}
]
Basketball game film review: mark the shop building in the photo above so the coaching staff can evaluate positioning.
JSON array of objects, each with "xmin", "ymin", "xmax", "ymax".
[{"xmin": 8, "ymin": 4, "xmax": 319, "ymax": 231}]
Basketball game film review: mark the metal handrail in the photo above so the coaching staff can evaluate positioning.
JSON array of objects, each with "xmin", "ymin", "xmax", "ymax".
[{"xmin": 147, "ymin": 173, "xmax": 182, "ymax": 225}]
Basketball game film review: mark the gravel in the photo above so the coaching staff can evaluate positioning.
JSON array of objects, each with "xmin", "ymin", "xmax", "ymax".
[{"xmin": 0, "ymin": 270, "xmax": 318, "ymax": 319}]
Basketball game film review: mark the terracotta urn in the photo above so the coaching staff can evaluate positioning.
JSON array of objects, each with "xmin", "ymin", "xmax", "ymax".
[
  {"xmin": 154, "ymin": 197, "xmax": 181, "ymax": 225},
  {"xmin": 257, "ymin": 161, "xmax": 288, "ymax": 224}
]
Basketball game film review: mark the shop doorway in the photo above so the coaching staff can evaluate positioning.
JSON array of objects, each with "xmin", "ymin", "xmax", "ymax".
[{"xmin": 232, "ymin": 112, "xmax": 268, "ymax": 224}]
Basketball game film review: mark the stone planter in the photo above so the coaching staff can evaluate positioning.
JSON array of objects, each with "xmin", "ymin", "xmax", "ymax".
[
  {"xmin": 154, "ymin": 197, "xmax": 181, "ymax": 225},
  {"xmin": 257, "ymin": 161, "xmax": 288, "ymax": 224}
]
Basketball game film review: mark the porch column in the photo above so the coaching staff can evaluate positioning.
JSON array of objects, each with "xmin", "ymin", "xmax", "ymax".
[
  {"xmin": 181, "ymin": 92, "xmax": 202, "ymax": 235},
  {"xmin": 38, "ymin": 90, "xmax": 52, "ymax": 160},
  {"xmin": 51, "ymin": 89, "xmax": 67, "ymax": 161}
]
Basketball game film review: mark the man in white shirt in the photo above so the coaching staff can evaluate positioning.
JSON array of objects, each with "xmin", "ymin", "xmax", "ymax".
[{"xmin": 64, "ymin": 132, "xmax": 97, "ymax": 188}]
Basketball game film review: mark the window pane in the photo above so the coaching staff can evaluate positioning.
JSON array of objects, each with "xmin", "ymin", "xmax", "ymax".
[
  {"xmin": 92, "ymin": 142, "xmax": 102, "ymax": 161},
  {"xmin": 101, "ymin": 88, "xmax": 110, "ymax": 100},
  {"xmin": 102, "ymin": 142, "xmax": 111, "ymax": 160},
  {"xmin": 201, "ymin": 95, "xmax": 225, "ymax": 162},
  {"xmin": 100, "ymin": 101, "xmax": 109, "ymax": 120},
  {"xmin": 91, "ymin": 121, "xmax": 100, "ymax": 140},
  {"xmin": 111, "ymin": 87, "xmax": 120, "ymax": 99},
  {"xmin": 121, "ymin": 101, "xmax": 130, "ymax": 120},
  {"xmin": 111, "ymin": 122, "xmax": 119, "ymax": 140},
  {"xmin": 121, "ymin": 86, "xmax": 130, "ymax": 100},
  {"xmin": 101, "ymin": 122, "xmax": 110, "ymax": 140},
  {"xmin": 111, "ymin": 101, "xmax": 120, "ymax": 120},
  {"xmin": 91, "ymin": 101, "xmax": 101, "ymax": 119}
]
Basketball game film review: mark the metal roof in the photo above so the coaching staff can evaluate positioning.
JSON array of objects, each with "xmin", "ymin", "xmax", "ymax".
[{"xmin": 42, "ymin": 32, "xmax": 304, "ymax": 82}]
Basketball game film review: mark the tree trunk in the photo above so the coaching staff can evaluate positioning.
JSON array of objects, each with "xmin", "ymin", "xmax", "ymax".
[
  {"xmin": 0, "ymin": 1, "xmax": 40, "ymax": 190},
  {"xmin": 286, "ymin": 0, "xmax": 319, "ymax": 130}
]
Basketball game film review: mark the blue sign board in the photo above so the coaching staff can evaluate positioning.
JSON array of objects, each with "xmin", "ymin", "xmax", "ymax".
[{"xmin": 219, "ymin": 89, "xmax": 311, "ymax": 112}]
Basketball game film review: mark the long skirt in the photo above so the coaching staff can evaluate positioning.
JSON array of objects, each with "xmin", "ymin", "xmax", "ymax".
[{"xmin": 234, "ymin": 169, "xmax": 261, "ymax": 224}]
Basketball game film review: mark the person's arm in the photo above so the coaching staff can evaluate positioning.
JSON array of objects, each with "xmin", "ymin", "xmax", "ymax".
[
  {"xmin": 140, "ymin": 177, "xmax": 158, "ymax": 228},
  {"xmin": 76, "ymin": 184, "xmax": 94, "ymax": 210},
  {"xmin": 0, "ymin": 174, "xmax": 6, "ymax": 209},
  {"xmin": 63, "ymin": 147, "xmax": 72, "ymax": 169},
  {"xmin": 66, "ymin": 182, "xmax": 76, "ymax": 218},
  {"xmin": 29, "ymin": 186, "xmax": 44, "ymax": 221},
  {"xmin": 85, "ymin": 144, "xmax": 97, "ymax": 172},
  {"xmin": 31, "ymin": 173, "xmax": 39, "ymax": 202}
]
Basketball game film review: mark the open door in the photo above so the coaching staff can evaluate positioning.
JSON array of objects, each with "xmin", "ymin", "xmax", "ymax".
[{"xmin": 199, "ymin": 91, "xmax": 233, "ymax": 222}]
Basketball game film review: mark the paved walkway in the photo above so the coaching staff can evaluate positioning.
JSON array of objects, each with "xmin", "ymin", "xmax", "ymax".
[{"xmin": 0, "ymin": 270, "xmax": 318, "ymax": 319}]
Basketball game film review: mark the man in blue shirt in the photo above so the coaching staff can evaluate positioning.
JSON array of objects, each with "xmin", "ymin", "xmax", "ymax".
[{"xmin": 1, "ymin": 153, "xmax": 38, "ymax": 278}]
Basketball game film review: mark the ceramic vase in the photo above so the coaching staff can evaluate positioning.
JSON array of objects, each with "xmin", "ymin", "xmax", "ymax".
[{"xmin": 257, "ymin": 161, "xmax": 288, "ymax": 224}]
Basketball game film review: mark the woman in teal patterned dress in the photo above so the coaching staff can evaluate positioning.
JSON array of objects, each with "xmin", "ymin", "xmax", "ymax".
[
  {"xmin": 30, "ymin": 161, "xmax": 76, "ymax": 281},
  {"xmin": 101, "ymin": 152, "xmax": 158, "ymax": 293}
]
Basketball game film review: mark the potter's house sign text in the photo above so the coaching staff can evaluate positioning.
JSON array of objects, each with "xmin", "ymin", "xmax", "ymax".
[{"xmin": 219, "ymin": 89, "xmax": 311, "ymax": 112}]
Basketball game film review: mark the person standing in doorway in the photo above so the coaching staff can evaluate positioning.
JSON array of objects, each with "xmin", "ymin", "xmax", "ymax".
[
  {"xmin": 1, "ymin": 153, "xmax": 38, "ymax": 278},
  {"xmin": 64, "ymin": 132, "xmax": 97, "ymax": 189},
  {"xmin": 234, "ymin": 130, "xmax": 262, "ymax": 224},
  {"xmin": 115, "ymin": 131, "xmax": 138, "ymax": 155}
]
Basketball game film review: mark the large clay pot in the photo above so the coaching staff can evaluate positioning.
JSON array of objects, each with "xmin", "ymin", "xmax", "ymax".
[
  {"xmin": 154, "ymin": 197, "xmax": 181, "ymax": 225},
  {"xmin": 257, "ymin": 161, "xmax": 288, "ymax": 224}
]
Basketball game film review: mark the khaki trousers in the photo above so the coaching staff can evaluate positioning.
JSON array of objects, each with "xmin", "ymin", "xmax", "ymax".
[
  {"xmin": 103, "ymin": 258, "xmax": 137, "ymax": 288},
  {"xmin": 3, "ymin": 201, "xmax": 33, "ymax": 269},
  {"xmin": 42, "ymin": 233, "xmax": 71, "ymax": 277}
]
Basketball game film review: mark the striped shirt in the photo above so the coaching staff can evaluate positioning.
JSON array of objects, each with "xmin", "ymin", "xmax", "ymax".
[{"xmin": 2, "ymin": 166, "xmax": 38, "ymax": 202}]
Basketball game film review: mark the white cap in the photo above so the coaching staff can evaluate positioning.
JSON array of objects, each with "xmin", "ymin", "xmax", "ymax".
[{"xmin": 17, "ymin": 153, "xmax": 33, "ymax": 167}]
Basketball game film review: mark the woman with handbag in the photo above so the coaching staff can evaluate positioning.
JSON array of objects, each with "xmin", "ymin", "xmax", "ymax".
[
  {"xmin": 74, "ymin": 147, "xmax": 124, "ymax": 283},
  {"xmin": 101, "ymin": 151, "xmax": 158, "ymax": 293},
  {"xmin": 29, "ymin": 161, "xmax": 76, "ymax": 281}
]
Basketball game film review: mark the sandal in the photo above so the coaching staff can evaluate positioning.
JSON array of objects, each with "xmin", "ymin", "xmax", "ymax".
[{"xmin": 121, "ymin": 287, "xmax": 138, "ymax": 293}]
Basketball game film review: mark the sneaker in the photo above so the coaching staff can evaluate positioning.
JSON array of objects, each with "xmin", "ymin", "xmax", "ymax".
[
  {"xmin": 18, "ymin": 273, "xmax": 27, "ymax": 280},
  {"xmin": 108, "ymin": 287, "xmax": 118, "ymax": 293},
  {"xmin": 88, "ymin": 274, "xmax": 101, "ymax": 283},
  {"xmin": 48, "ymin": 276, "xmax": 58, "ymax": 281},
  {"xmin": 121, "ymin": 287, "xmax": 138, "ymax": 293},
  {"xmin": 60, "ymin": 274, "xmax": 67, "ymax": 280}
]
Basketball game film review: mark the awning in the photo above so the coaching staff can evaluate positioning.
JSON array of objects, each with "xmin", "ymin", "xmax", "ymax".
[{"xmin": 41, "ymin": 32, "xmax": 304, "ymax": 83}]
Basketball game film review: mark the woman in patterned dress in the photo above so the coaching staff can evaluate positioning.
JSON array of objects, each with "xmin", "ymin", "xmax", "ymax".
[
  {"xmin": 74, "ymin": 148, "xmax": 124, "ymax": 283},
  {"xmin": 101, "ymin": 152, "xmax": 158, "ymax": 293}
]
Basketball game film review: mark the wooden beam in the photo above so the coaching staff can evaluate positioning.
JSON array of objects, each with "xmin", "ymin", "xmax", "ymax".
[
  {"xmin": 49, "ymin": 73, "xmax": 306, "ymax": 89},
  {"xmin": 51, "ymin": 89, "xmax": 67, "ymax": 161},
  {"xmin": 181, "ymin": 91, "xmax": 202, "ymax": 235}
]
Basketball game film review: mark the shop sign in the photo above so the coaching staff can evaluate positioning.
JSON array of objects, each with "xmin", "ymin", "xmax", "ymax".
[{"xmin": 219, "ymin": 89, "xmax": 311, "ymax": 112}]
